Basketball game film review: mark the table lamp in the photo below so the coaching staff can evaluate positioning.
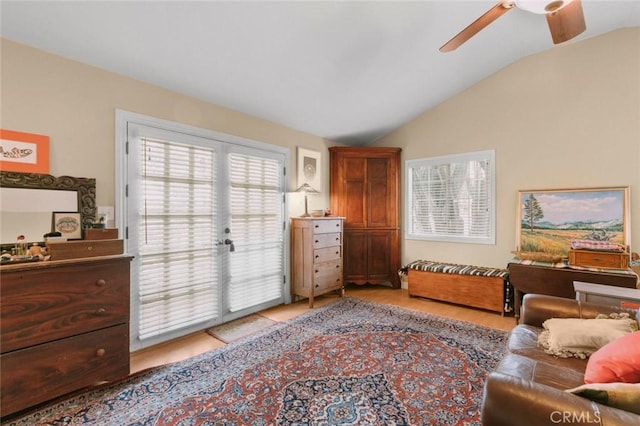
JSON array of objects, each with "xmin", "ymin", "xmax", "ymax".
[{"xmin": 295, "ymin": 183, "xmax": 319, "ymax": 217}]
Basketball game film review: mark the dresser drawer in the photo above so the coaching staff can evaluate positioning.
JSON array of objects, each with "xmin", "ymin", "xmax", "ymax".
[
  {"xmin": 314, "ymin": 246, "xmax": 342, "ymax": 263},
  {"xmin": 1, "ymin": 259, "xmax": 130, "ymax": 353},
  {"xmin": 313, "ymin": 233, "xmax": 341, "ymax": 249},
  {"xmin": 0, "ymin": 323, "xmax": 129, "ymax": 416},
  {"xmin": 314, "ymin": 260, "xmax": 342, "ymax": 278},
  {"xmin": 314, "ymin": 272, "xmax": 343, "ymax": 291},
  {"xmin": 313, "ymin": 219, "xmax": 343, "ymax": 234},
  {"xmin": 569, "ymin": 249, "xmax": 629, "ymax": 269}
]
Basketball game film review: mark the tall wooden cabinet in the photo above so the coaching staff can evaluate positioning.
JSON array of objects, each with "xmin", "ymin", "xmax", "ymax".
[
  {"xmin": 329, "ymin": 147, "xmax": 401, "ymax": 288},
  {"xmin": 0, "ymin": 255, "xmax": 132, "ymax": 417}
]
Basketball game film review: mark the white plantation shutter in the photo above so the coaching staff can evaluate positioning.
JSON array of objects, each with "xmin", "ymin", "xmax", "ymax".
[
  {"xmin": 406, "ymin": 150, "xmax": 495, "ymax": 244},
  {"xmin": 227, "ymin": 152, "xmax": 284, "ymax": 312},
  {"xmin": 137, "ymin": 137, "xmax": 219, "ymax": 340},
  {"xmin": 122, "ymin": 114, "xmax": 288, "ymax": 351}
]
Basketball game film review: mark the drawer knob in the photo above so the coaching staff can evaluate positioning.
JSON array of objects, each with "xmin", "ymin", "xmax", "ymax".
[
  {"xmin": 315, "ymin": 284, "xmax": 319, "ymax": 288},
  {"xmin": 315, "ymin": 269, "xmax": 319, "ymax": 273},
  {"xmin": 315, "ymin": 240, "xmax": 319, "ymax": 243},
  {"xmin": 96, "ymin": 279, "xmax": 106, "ymax": 287},
  {"xmin": 315, "ymin": 225, "xmax": 319, "ymax": 228},
  {"xmin": 336, "ymin": 265, "xmax": 340, "ymax": 268},
  {"xmin": 96, "ymin": 308, "xmax": 107, "ymax": 315},
  {"xmin": 96, "ymin": 348, "xmax": 106, "ymax": 357},
  {"xmin": 315, "ymin": 255, "xmax": 319, "ymax": 259},
  {"xmin": 336, "ymin": 223, "xmax": 339, "ymax": 227}
]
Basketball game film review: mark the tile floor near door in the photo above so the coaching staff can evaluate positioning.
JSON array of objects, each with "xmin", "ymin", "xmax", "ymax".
[{"xmin": 130, "ymin": 285, "xmax": 516, "ymax": 374}]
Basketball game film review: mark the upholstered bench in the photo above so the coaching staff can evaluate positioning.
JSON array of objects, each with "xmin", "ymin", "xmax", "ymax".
[{"xmin": 404, "ymin": 260, "xmax": 511, "ymax": 314}]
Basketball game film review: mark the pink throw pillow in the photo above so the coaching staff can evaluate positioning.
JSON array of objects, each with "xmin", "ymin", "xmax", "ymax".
[{"xmin": 585, "ymin": 331, "xmax": 640, "ymax": 384}]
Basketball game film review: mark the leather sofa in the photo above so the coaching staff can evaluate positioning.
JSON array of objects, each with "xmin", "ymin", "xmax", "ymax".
[{"xmin": 481, "ymin": 294, "xmax": 640, "ymax": 425}]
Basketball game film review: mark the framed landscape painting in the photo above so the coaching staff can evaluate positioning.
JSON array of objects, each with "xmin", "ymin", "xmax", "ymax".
[{"xmin": 516, "ymin": 187, "xmax": 630, "ymax": 257}]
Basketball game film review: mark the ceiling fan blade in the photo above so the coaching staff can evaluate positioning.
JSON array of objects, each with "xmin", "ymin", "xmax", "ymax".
[
  {"xmin": 545, "ymin": 0, "xmax": 586, "ymax": 44},
  {"xmin": 439, "ymin": 2, "xmax": 514, "ymax": 52}
]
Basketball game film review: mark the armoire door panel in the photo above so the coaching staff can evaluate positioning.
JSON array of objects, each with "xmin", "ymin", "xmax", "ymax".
[
  {"xmin": 367, "ymin": 232, "xmax": 391, "ymax": 280},
  {"xmin": 366, "ymin": 179, "xmax": 391, "ymax": 228},
  {"xmin": 345, "ymin": 180, "xmax": 366, "ymax": 227},
  {"xmin": 343, "ymin": 231, "xmax": 368, "ymax": 281}
]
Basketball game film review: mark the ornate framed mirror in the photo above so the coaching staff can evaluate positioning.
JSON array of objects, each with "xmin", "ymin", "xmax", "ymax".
[{"xmin": 0, "ymin": 171, "xmax": 96, "ymax": 246}]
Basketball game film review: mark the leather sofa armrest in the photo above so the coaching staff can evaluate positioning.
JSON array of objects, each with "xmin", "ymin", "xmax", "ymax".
[
  {"xmin": 520, "ymin": 294, "xmax": 581, "ymax": 327},
  {"xmin": 520, "ymin": 294, "xmax": 638, "ymax": 327},
  {"xmin": 481, "ymin": 372, "xmax": 640, "ymax": 426}
]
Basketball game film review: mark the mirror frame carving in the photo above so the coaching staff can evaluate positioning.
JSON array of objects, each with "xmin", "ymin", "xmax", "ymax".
[{"xmin": 0, "ymin": 171, "xmax": 97, "ymax": 230}]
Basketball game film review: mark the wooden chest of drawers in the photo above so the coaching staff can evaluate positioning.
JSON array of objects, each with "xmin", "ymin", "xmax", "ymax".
[
  {"xmin": 0, "ymin": 255, "xmax": 132, "ymax": 417},
  {"xmin": 569, "ymin": 249, "xmax": 629, "ymax": 269},
  {"xmin": 291, "ymin": 217, "xmax": 345, "ymax": 307}
]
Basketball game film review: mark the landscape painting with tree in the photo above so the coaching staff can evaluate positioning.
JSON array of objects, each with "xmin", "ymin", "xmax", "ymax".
[{"xmin": 516, "ymin": 187, "xmax": 630, "ymax": 257}]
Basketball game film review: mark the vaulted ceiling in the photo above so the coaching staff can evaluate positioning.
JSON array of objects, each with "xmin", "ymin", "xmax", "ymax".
[{"xmin": 1, "ymin": 1, "xmax": 639, "ymax": 145}]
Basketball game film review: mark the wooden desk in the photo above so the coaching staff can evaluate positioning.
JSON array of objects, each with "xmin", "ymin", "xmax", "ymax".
[{"xmin": 508, "ymin": 261, "xmax": 638, "ymax": 320}]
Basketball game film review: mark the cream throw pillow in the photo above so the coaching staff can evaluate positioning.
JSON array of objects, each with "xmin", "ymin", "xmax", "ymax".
[
  {"xmin": 538, "ymin": 318, "xmax": 638, "ymax": 359},
  {"xmin": 566, "ymin": 383, "xmax": 640, "ymax": 414}
]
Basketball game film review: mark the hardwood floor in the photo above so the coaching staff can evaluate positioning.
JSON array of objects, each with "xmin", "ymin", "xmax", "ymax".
[{"xmin": 130, "ymin": 285, "xmax": 516, "ymax": 374}]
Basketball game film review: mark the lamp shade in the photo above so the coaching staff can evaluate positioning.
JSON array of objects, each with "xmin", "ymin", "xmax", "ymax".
[{"xmin": 295, "ymin": 183, "xmax": 319, "ymax": 194}]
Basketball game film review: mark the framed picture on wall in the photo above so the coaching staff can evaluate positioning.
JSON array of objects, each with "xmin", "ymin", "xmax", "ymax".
[
  {"xmin": 52, "ymin": 211, "xmax": 83, "ymax": 240},
  {"xmin": 0, "ymin": 129, "xmax": 50, "ymax": 174},
  {"xmin": 516, "ymin": 187, "xmax": 630, "ymax": 257},
  {"xmin": 297, "ymin": 147, "xmax": 321, "ymax": 192}
]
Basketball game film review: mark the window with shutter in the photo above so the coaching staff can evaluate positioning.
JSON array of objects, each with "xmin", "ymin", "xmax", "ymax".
[{"xmin": 406, "ymin": 150, "xmax": 495, "ymax": 244}]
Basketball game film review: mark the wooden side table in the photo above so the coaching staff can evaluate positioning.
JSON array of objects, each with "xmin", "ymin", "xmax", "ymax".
[{"xmin": 507, "ymin": 262, "xmax": 638, "ymax": 320}]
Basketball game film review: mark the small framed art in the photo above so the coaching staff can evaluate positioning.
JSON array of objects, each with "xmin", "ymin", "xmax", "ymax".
[
  {"xmin": 297, "ymin": 147, "xmax": 321, "ymax": 192},
  {"xmin": 0, "ymin": 129, "xmax": 50, "ymax": 173},
  {"xmin": 52, "ymin": 211, "xmax": 83, "ymax": 240}
]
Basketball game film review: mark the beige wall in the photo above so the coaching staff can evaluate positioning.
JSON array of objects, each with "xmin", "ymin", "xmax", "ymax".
[
  {"xmin": 2, "ymin": 29, "xmax": 639, "ymax": 270},
  {"xmin": 375, "ymin": 28, "xmax": 640, "ymax": 270},
  {"xmin": 0, "ymin": 38, "xmax": 333, "ymax": 217}
]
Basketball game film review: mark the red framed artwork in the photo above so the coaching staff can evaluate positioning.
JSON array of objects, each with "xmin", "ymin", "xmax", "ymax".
[{"xmin": 0, "ymin": 129, "xmax": 50, "ymax": 173}]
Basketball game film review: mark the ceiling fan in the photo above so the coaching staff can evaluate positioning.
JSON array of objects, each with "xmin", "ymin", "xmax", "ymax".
[{"xmin": 439, "ymin": 0, "xmax": 586, "ymax": 52}]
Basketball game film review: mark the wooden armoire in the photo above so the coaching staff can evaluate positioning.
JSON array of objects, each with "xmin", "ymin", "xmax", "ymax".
[{"xmin": 329, "ymin": 147, "xmax": 401, "ymax": 288}]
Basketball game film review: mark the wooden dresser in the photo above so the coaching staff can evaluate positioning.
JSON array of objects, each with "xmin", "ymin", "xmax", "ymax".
[
  {"xmin": 291, "ymin": 217, "xmax": 345, "ymax": 307},
  {"xmin": 0, "ymin": 255, "xmax": 132, "ymax": 417},
  {"xmin": 329, "ymin": 147, "xmax": 401, "ymax": 288}
]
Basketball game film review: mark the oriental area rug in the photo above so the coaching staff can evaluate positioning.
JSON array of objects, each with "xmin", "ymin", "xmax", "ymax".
[{"xmin": 5, "ymin": 298, "xmax": 508, "ymax": 426}]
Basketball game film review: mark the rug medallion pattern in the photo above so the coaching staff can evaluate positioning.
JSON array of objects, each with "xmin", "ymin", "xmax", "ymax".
[{"xmin": 4, "ymin": 298, "xmax": 508, "ymax": 425}]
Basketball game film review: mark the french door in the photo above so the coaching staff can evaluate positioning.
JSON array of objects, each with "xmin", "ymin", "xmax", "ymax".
[{"xmin": 124, "ymin": 120, "xmax": 286, "ymax": 350}]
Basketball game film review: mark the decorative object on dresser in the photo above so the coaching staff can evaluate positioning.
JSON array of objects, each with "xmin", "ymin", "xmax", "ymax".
[
  {"xmin": 84, "ymin": 227, "xmax": 119, "ymax": 240},
  {"xmin": 569, "ymin": 249, "xmax": 630, "ymax": 269},
  {"xmin": 294, "ymin": 182, "xmax": 319, "ymax": 218},
  {"xmin": 46, "ymin": 239, "xmax": 124, "ymax": 260},
  {"xmin": 291, "ymin": 217, "xmax": 344, "ymax": 307},
  {"xmin": 0, "ymin": 255, "xmax": 133, "ymax": 417},
  {"xmin": 329, "ymin": 147, "xmax": 401, "ymax": 288}
]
